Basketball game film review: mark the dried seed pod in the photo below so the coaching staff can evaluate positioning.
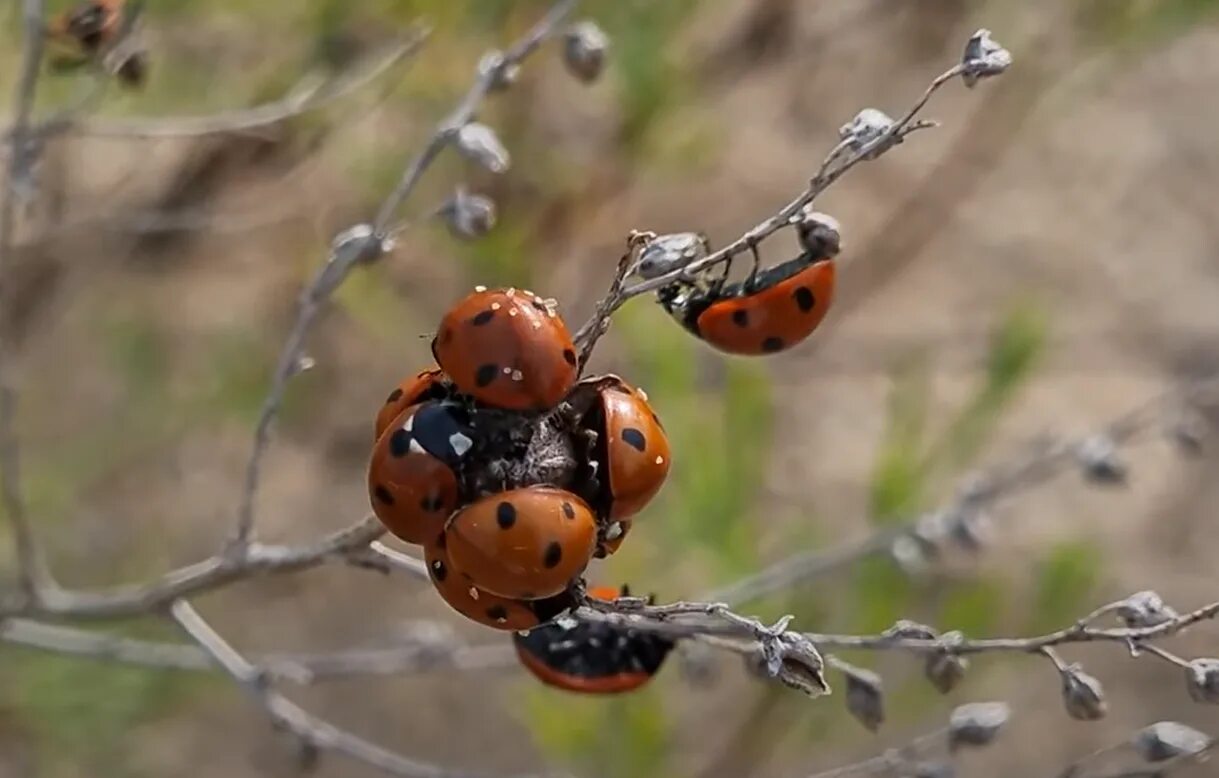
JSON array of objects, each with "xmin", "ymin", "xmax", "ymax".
[
  {"xmin": 1060, "ymin": 664, "xmax": 1107, "ymax": 721},
  {"xmin": 840, "ymin": 108, "xmax": 896, "ymax": 158},
  {"xmin": 1185, "ymin": 658, "xmax": 1219, "ymax": 704},
  {"xmin": 839, "ymin": 661, "xmax": 884, "ymax": 732},
  {"xmin": 439, "ymin": 188, "xmax": 497, "ymax": 240},
  {"xmin": 633, "ymin": 232, "xmax": 708, "ymax": 279},
  {"xmin": 924, "ymin": 632, "xmax": 968, "ymax": 694},
  {"xmin": 1075, "ymin": 434, "xmax": 1128, "ymax": 485},
  {"xmin": 792, "ymin": 207, "xmax": 842, "ymax": 258},
  {"xmin": 478, "ymin": 50, "xmax": 519, "ymax": 92},
  {"xmin": 772, "ymin": 634, "xmax": 830, "ymax": 699},
  {"xmin": 455, "ymin": 122, "xmax": 510, "ymax": 174},
  {"xmin": 947, "ymin": 701, "xmax": 1010, "ymax": 750},
  {"xmin": 1131, "ymin": 721, "xmax": 1212, "ymax": 763},
  {"xmin": 884, "ymin": 620, "xmax": 939, "ymax": 641},
  {"xmin": 891, "ymin": 534, "xmax": 932, "ymax": 575},
  {"xmin": 562, "ymin": 20, "xmax": 608, "ymax": 83},
  {"xmin": 1116, "ymin": 591, "xmax": 1178, "ymax": 628},
  {"xmin": 961, "ymin": 29, "xmax": 1012, "ymax": 88}
]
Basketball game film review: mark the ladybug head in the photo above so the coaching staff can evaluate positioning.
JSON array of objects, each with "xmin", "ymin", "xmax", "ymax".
[{"xmin": 409, "ymin": 402, "xmax": 477, "ymax": 467}]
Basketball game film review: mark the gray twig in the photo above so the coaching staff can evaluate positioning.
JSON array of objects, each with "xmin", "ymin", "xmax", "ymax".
[
  {"xmin": 171, "ymin": 599, "xmax": 539, "ymax": 778},
  {"xmin": 229, "ymin": 1, "xmax": 578, "ymax": 553},
  {"xmin": 0, "ymin": 0, "xmax": 55, "ymax": 604}
]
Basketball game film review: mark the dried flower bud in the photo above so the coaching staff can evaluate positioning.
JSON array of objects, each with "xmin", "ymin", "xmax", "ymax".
[
  {"xmin": 1075, "ymin": 434, "xmax": 1128, "ymax": 485},
  {"xmin": 1185, "ymin": 658, "xmax": 1219, "ymax": 704},
  {"xmin": 439, "ymin": 189, "xmax": 497, "ymax": 240},
  {"xmin": 1060, "ymin": 664, "xmax": 1107, "ymax": 721},
  {"xmin": 840, "ymin": 108, "xmax": 896, "ymax": 159},
  {"xmin": 478, "ymin": 51, "xmax": 520, "ymax": 92},
  {"xmin": 562, "ymin": 20, "xmax": 609, "ymax": 83},
  {"xmin": 949, "ymin": 506, "xmax": 994, "ymax": 552},
  {"xmin": 455, "ymin": 122, "xmax": 510, "ymax": 173},
  {"xmin": 925, "ymin": 633, "xmax": 969, "ymax": 694},
  {"xmin": 961, "ymin": 29, "xmax": 1012, "ymax": 88},
  {"xmin": 914, "ymin": 511, "xmax": 953, "ymax": 548},
  {"xmin": 330, "ymin": 223, "xmax": 389, "ymax": 269},
  {"xmin": 948, "ymin": 701, "xmax": 1010, "ymax": 751},
  {"xmin": 1116, "ymin": 591, "xmax": 1178, "ymax": 629},
  {"xmin": 838, "ymin": 661, "xmax": 885, "ymax": 732},
  {"xmin": 750, "ymin": 633, "xmax": 829, "ymax": 698},
  {"xmin": 792, "ymin": 207, "xmax": 842, "ymax": 258},
  {"xmin": 633, "ymin": 232, "xmax": 708, "ymax": 279},
  {"xmin": 891, "ymin": 534, "xmax": 932, "ymax": 575},
  {"xmin": 906, "ymin": 762, "xmax": 956, "ymax": 778},
  {"xmin": 884, "ymin": 620, "xmax": 939, "ymax": 641},
  {"xmin": 1132, "ymin": 721, "xmax": 1212, "ymax": 763}
]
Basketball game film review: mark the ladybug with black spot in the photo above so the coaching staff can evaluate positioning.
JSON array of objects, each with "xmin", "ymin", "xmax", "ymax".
[
  {"xmin": 367, "ymin": 401, "xmax": 476, "ymax": 545},
  {"xmin": 657, "ymin": 212, "xmax": 839, "ymax": 356},
  {"xmin": 425, "ymin": 532, "xmax": 576, "ymax": 631},
  {"xmin": 47, "ymin": 0, "xmax": 123, "ymax": 56},
  {"xmin": 373, "ymin": 366, "xmax": 451, "ymax": 441},
  {"xmin": 432, "ymin": 286, "xmax": 578, "ymax": 411},
  {"xmin": 445, "ymin": 485, "xmax": 598, "ymax": 600},
  {"xmin": 581, "ymin": 376, "xmax": 670, "ymax": 521},
  {"xmin": 513, "ymin": 585, "xmax": 676, "ymax": 694}
]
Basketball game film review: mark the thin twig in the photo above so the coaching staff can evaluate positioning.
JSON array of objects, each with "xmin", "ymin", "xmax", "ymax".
[
  {"xmin": 0, "ymin": 0, "xmax": 54, "ymax": 604},
  {"xmin": 229, "ymin": 1, "xmax": 578, "ymax": 553},
  {"xmin": 571, "ymin": 64, "xmax": 957, "ymax": 350},
  {"xmin": 171, "ymin": 600, "xmax": 542, "ymax": 778}
]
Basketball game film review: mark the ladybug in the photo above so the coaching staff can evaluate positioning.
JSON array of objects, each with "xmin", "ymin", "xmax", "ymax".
[
  {"xmin": 47, "ymin": 0, "xmax": 123, "ymax": 56},
  {"xmin": 367, "ymin": 401, "xmax": 475, "ymax": 545},
  {"xmin": 512, "ymin": 585, "xmax": 676, "ymax": 694},
  {"xmin": 425, "ymin": 533, "xmax": 575, "ymax": 631},
  {"xmin": 431, "ymin": 287, "xmax": 578, "ymax": 411},
  {"xmin": 373, "ymin": 367, "xmax": 449, "ymax": 441},
  {"xmin": 582, "ymin": 377, "xmax": 670, "ymax": 522},
  {"xmin": 657, "ymin": 215, "xmax": 839, "ymax": 356},
  {"xmin": 446, "ymin": 486, "xmax": 597, "ymax": 600}
]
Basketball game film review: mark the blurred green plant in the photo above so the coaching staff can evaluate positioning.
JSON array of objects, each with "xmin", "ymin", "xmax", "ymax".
[{"xmin": 1075, "ymin": 0, "xmax": 1219, "ymax": 46}]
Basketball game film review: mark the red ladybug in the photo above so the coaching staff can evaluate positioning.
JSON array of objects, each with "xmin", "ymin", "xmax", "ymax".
[
  {"xmin": 373, "ymin": 367, "xmax": 449, "ymax": 441},
  {"xmin": 657, "ymin": 219, "xmax": 839, "ymax": 356},
  {"xmin": 512, "ymin": 585, "xmax": 675, "ymax": 694},
  {"xmin": 367, "ymin": 402, "xmax": 475, "ymax": 545},
  {"xmin": 582, "ymin": 377, "xmax": 670, "ymax": 522},
  {"xmin": 431, "ymin": 287, "xmax": 578, "ymax": 411},
  {"xmin": 47, "ymin": 0, "xmax": 123, "ymax": 55},
  {"xmin": 425, "ymin": 533, "xmax": 575, "ymax": 631},
  {"xmin": 445, "ymin": 486, "xmax": 597, "ymax": 600}
]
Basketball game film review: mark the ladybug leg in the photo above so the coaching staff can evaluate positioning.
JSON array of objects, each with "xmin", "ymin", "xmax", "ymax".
[{"xmin": 743, "ymin": 239, "xmax": 763, "ymax": 292}]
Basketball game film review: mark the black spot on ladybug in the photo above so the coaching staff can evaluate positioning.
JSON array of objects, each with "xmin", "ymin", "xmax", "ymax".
[
  {"xmin": 475, "ymin": 364, "xmax": 498, "ymax": 387},
  {"xmin": 762, "ymin": 336, "xmax": 784, "ymax": 353},
  {"xmin": 388, "ymin": 429, "xmax": 410, "ymax": 458},
  {"xmin": 431, "ymin": 559, "xmax": 447, "ymax": 582},
  {"xmin": 496, "ymin": 501, "xmax": 517, "ymax": 529},
  {"xmin": 543, "ymin": 541, "xmax": 563, "ymax": 568},
  {"xmin": 563, "ymin": 349, "xmax": 578, "ymax": 367},
  {"xmin": 471, "ymin": 310, "xmax": 495, "ymax": 326},
  {"xmin": 794, "ymin": 287, "xmax": 815, "ymax": 312},
  {"xmin": 373, "ymin": 485, "xmax": 395, "ymax": 505},
  {"xmin": 420, "ymin": 493, "xmax": 446, "ymax": 512},
  {"xmin": 621, "ymin": 428, "xmax": 647, "ymax": 452},
  {"xmin": 386, "ymin": 388, "xmax": 404, "ymax": 404},
  {"xmin": 562, "ymin": 502, "xmax": 576, "ymax": 520},
  {"xmin": 486, "ymin": 605, "xmax": 509, "ymax": 622},
  {"xmin": 731, "ymin": 309, "xmax": 749, "ymax": 327}
]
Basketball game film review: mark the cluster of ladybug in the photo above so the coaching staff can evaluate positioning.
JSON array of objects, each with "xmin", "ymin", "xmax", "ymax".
[{"xmin": 368, "ymin": 286, "xmax": 671, "ymax": 634}]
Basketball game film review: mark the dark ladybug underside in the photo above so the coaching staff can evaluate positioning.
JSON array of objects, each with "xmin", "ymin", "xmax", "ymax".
[{"xmin": 513, "ymin": 617, "xmax": 675, "ymax": 679}]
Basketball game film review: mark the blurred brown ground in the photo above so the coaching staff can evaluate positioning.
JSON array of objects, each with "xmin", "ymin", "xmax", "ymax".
[{"xmin": 1, "ymin": 1, "xmax": 1218, "ymax": 777}]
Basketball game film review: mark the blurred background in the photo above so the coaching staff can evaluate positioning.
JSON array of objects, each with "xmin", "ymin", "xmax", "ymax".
[{"xmin": 1, "ymin": 0, "xmax": 1218, "ymax": 776}]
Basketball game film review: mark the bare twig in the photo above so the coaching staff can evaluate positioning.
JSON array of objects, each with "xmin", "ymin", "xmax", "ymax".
[
  {"xmin": 571, "ymin": 64, "xmax": 956, "ymax": 350},
  {"xmin": 171, "ymin": 599, "xmax": 539, "ymax": 778},
  {"xmin": 708, "ymin": 377, "xmax": 1217, "ymax": 606},
  {"xmin": 229, "ymin": 1, "xmax": 578, "ymax": 553},
  {"xmin": 0, "ymin": 0, "xmax": 54, "ymax": 604},
  {"xmin": 5, "ymin": 29, "xmax": 431, "ymax": 142}
]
